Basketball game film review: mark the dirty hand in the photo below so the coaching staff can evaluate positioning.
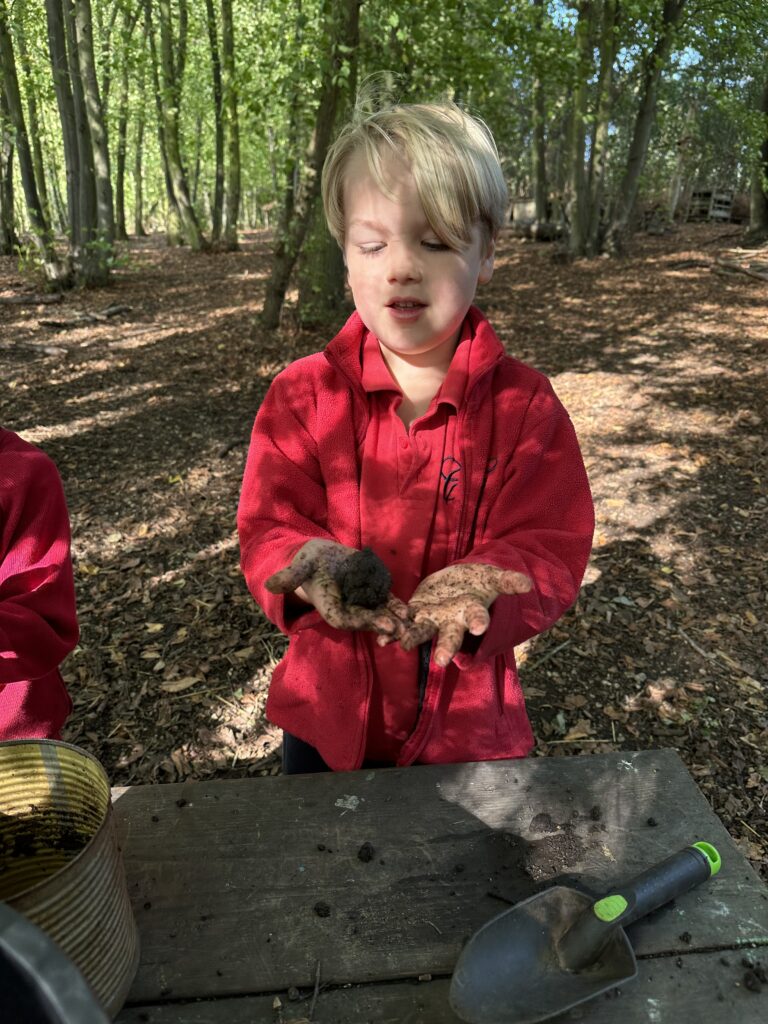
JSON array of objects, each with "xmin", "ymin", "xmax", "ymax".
[
  {"xmin": 397, "ymin": 563, "xmax": 533, "ymax": 667},
  {"xmin": 265, "ymin": 539, "xmax": 407, "ymax": 637}
]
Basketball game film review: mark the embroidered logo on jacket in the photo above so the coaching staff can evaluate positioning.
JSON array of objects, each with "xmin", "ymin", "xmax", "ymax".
[{"xmin": 441, "ymin": 457, "xmax": 462, "ymax": 502}]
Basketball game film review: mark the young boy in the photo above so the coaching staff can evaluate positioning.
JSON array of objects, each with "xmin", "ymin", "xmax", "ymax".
[
  {"xmin": 238, "ymin": 102, "xmax": 594, "ymax": 773},
  {"xmin": 0, "ymin": 428, "xmax": 78, "ymax": 739}
]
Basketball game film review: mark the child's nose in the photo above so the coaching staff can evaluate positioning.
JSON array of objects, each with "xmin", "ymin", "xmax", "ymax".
[{"xmin": 387, "ymin": 244, "xmax": 422, "ymax": 284}]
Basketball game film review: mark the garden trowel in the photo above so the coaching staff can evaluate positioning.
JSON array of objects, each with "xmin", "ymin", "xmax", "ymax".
[{"xmin": 449, "ymin": 841, "xmax": 720, "ymax": 1024}]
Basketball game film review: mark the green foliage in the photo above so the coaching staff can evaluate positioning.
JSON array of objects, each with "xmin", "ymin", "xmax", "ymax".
[{"xmin": 2, "ymin": 0, "xmax": 767, "ymax": 248}]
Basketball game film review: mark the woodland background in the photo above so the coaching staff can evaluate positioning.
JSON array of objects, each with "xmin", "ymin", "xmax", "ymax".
[{"xmin": 1, "ymin": 1, "xmax": 766, "ymax": 878}]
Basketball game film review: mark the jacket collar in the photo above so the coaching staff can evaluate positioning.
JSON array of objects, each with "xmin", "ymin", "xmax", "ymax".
[{"xmin": 324, "ymin": 305, "xmax": 505, "ymax": 396}]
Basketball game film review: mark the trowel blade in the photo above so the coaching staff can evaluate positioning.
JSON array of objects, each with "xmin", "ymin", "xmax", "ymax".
[{"xmin": 449, "ymin": 886, "xmax": 637, "ymax": 1024}]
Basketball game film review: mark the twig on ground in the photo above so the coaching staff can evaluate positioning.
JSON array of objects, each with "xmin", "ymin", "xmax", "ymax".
[
  {"xmin": 0, "ymin": 292, "xmax": 63, "ymax": 306},
  {"xmin": 526, "ymin": 639, "xmax": 572, "ymax": 669},
  {"xmin": 739, "ymin": 819, "xmax": 764, "ymax": 841},
  {"xmin": 712, "ymin": 259, "xmax": 768, "ymax": 282},
  {"xmin": 39, "ymin": 303, "xmax": 133, "ymax": 330},
  {"xmin": 678, "ymin": 627, "xmax": 713, "ymax": 660}
]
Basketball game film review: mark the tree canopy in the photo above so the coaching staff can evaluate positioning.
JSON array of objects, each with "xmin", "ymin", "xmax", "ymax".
[{"xmin": 1, "ymin": 1, "xmax": 767, "ymax": 295}]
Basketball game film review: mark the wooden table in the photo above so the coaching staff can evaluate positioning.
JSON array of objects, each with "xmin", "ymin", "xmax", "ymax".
[{"xmin": 113, "ymin": 749, "xmax": 768, "ymax": 1023}]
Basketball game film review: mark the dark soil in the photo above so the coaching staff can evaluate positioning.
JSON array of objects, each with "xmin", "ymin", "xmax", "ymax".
[
  {"xmin": 357, "ymin": 841, "xmax": 376, "ymax": 863},
  {"xmin": 1, "ymin": 225, "xmax": 765, "ymax": 882},
  {"xmin": 338, "ymin": 547, "xmax": 392, "ymax": 609}
]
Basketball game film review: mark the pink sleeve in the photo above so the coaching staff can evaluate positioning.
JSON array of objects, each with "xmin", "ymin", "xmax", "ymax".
[
  {"xmin": 453, "ymin": 387, "xmax": 594, "ymax": 667},
  {"xmin": 237, "ymin": 370, "xmax": 333, "ymax": 635},
  {"xmin": 0, "ymin": 448, "xmax": 79, "ymax": 684}
]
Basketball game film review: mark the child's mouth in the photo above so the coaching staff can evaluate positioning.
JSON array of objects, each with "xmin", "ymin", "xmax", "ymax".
[{"xmin": 387, "ymin": 300, "xmax": 426, "ymax": 320}]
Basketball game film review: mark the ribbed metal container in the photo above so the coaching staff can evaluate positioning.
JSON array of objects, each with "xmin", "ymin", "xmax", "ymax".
[{"xmin": 0, "ymin": 739, "xmax": 139, "ymax": 1017}]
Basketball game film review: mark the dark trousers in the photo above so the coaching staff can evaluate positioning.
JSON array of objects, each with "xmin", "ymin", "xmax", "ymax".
[
  {"xmin": 281, "ymin": 732, "xmax": 394, "ymax": 775},
  {"xmin": 281, "ymin": 644, "xmax": 432, "ymax": 775},
  {"xmin": 281, "ymin": 732, "xmax": 331, "ymax": 774}
]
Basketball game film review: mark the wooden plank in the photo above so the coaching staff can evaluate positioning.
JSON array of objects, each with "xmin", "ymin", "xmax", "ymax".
[
  {"xmin": 116, "ymin": 950, "xmax": 768, "ymax": 1023},
  {"xmin": 113, "ymin": 750, "xmax": 768, "ymax": 1003}
]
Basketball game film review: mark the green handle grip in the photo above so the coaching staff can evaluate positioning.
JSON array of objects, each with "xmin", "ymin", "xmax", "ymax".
[{"xmin": 558, "ymin": 842, "xmax": 720, "ymax": 972}]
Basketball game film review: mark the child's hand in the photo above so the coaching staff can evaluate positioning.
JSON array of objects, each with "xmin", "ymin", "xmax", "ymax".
[
  {"xmin": 265, "ymin": 539, "xmax": 407, "ymax": 637},
  {"xmin": 397, "ymin": 564, "xmax": 532, "ymax": 667}
]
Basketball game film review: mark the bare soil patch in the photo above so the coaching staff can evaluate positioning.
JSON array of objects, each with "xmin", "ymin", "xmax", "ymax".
[{"xmin": 1, "ymin": 224, "xmax": 765, "ymax": 879}]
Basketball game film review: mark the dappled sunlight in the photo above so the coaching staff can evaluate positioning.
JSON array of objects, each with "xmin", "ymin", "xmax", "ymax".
[
  {"xmin": 20, "ymin": 396, "xmax": 175, "ymax": 444},
  {"xmin": 2, "ymin": 225, "xmax": 765, "ymax": 876},
  {"xmin": 65, "ymin": 381, "xmax": 166, "ymax": 407}
]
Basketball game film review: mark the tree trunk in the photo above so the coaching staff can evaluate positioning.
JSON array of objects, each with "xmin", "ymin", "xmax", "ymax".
[
  {"xmin": 748, "ymin": 72, "xmax": 768, "ymax": 236},
  {"xmin": 45, "ymin": 0, "xmax": 79, "ymax": 246},
  {"xmin": 73, "ymin": 0, "xmax": 115, "ymax": 244},
  {"xmin": 586, "ymin": 0, "xmax": 618, "ymax": 254},
  {"xmin": 0, "ymin": 0, "xmax": 69, "ymax": 283},
  {"xmin": 204, "ymin": 0, "xmax": 224, "ymax": 242},
  {"xmin": 115, "ymin": 61, "xmax": 129, "ymax": 240},
  {"xmin": 145, "ymin": 0, "xmax": 181, "ymax": 236},
  {"xmin": 530, "ymin": 0, "xmax": 548, "ymax": 230},
  {"xmin": 114, "ymin": 6, "xmax": 138, "ymax": 241},
  {"xmin": 62, "ymin": 0, "xmax": 106, "ymax": 284},
  {"xmin": 297, "ymin": 0, "xmax": 361, "ymax": 326},
  {"xmin": 97, "ymin": 0, "xmax": 119, "ymax": 117},
  {"xmin": 667, "ymin": 103, "xmax": 695, "ymax": 221},
  {"xmin": 221, "ymin": 0, "xmax": 240, "ymax": 250},
  {"xmin": 604, "ymin": 0, "xmax": 687, "ymax": 254},
  {"xmin": 134, "ymin": 104, "xmax": 146, "ymax": 236},
  {"xmin": 155, "ymin": 0, "xmax": 206, "ymax": 249},
  {"xmin": 191, "ymin": 112, "xmax": 203, "ymax": 206},
  {"xmin": 262, "ymin": 0, "xmax": 362, "ymax": 329},
  {"xmin": 0, "ymin": 90, "xmax": 17, "ymax": 254},
  {"xmin": 14, "ymin": 10, "xmax": 51, "ymax": 224},
  {"xmin": 566, "ymin": 2, "xmax": 594, "ymax": 257}
]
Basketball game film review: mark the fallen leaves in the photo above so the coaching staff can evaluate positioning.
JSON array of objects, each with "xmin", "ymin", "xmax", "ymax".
[
  {"xmin": 1, "ymin": 224, "xmax": 763, "ymax": 878},
  {"xmin": 160, "ymin": 676, "xmax": 204, "ymax": 693}
]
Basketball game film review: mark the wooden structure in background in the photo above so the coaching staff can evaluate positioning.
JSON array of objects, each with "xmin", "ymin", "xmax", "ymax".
[{"xmin": 687, "ymin": 190, "xmax": 734, "ymax": 222}]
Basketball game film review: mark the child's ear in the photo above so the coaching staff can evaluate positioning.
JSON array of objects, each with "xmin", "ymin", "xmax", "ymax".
[{"xmin": 478, "ymin": 237, "xmax": 496, "ymax": 285}]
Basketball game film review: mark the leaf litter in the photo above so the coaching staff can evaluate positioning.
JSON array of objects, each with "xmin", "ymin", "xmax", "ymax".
[{"xmin": 1, "ymin": 224, "xmax": 765, "ymax": 879}]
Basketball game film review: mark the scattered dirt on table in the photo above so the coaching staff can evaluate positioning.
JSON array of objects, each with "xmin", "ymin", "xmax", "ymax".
[
  {"xmin": 1, "ymin": 225, "xmax": 765, "ymax": 881},
  {"xmin": 529, "ymin": 811, "xmax": 559, "ymax": 834},
  {"xmin": 357, "ymin": 841, "xmax": 376, "ymax": 862},
  {"xmin": 313, "ymin": 900, "xmax": 331, "ymax": 918},
  {"xmin": 523, "ymin": 830, "xmax": 587, "ymax": 882}
]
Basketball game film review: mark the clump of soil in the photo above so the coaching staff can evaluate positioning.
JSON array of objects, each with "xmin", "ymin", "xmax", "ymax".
[
  {"xmin": 337, "ymin": 548, "xmax": 391, "ymax": 608},
  {"xmin": 313, "ymin": 900, "xmax": 331, "ymax": 918},
  {"xmin": 357, "ymin": 841, "xmax": 375, "ymax": 862}
]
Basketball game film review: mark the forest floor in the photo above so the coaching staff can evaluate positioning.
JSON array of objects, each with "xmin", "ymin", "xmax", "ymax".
[{"xmin": 1, "ymin": 223, "xmax": 766, "ymax": 880}]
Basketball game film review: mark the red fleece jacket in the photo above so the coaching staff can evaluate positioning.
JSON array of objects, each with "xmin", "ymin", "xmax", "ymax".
[
  {"xmin": 0, "ymin": 429, "xmax": 78, "ymax": 739},
  {"xmin": 238, "ymin": 308, "xmax": 594, "ymax": 770}
]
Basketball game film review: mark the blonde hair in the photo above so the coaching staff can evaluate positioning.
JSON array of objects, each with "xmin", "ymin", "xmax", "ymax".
[{"xmin": 321, "ymin": 101, "xmax": 507, "ymax": 251}]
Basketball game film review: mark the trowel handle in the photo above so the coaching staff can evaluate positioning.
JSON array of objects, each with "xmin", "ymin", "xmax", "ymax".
[{"xmin": 559, "ymin": 842, "xmax": 721, "ymax": 972}]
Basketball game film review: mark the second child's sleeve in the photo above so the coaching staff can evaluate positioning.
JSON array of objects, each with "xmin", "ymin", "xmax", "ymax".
[
  {"xmin": 453, "ymin": 380, "xmax": 594, "ymax": 666},
  {"xmin": 0, "ymin": 450, "xmax": 79, "ymax": 685},
  {"xmin": 237, "ymin": 366, "xmax": 336, "ymax": 635}
]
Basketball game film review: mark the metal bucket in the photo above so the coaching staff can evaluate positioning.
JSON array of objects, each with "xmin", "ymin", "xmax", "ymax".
[{"xmin": 0, "ymin": 740, "xmax": 139, "ymax": 1018}]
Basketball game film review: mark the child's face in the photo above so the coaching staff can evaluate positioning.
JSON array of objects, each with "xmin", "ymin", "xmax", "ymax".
[{"xmin": 342, "ymin": 151, "xmax": 494, "ymax": 365}]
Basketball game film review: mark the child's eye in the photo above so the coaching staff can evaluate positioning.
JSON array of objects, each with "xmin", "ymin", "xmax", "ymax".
[
  {"xmin": 423, "ymin": 241, "xmax": 450, "ymax": 251},
  {"xmin": 359, "ymin": 244, "xmax": 384, "ymax": 255}
]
